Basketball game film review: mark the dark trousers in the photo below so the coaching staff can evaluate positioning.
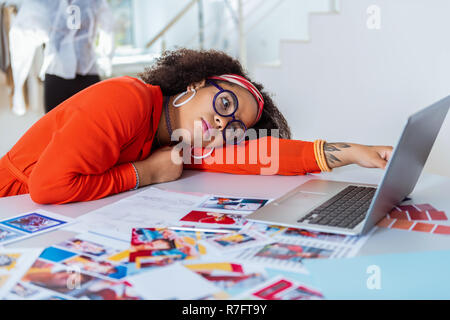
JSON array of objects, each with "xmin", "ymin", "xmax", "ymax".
[{"xmin": 44, "ymin": 73, "xmax": 101, "ymax": 113}]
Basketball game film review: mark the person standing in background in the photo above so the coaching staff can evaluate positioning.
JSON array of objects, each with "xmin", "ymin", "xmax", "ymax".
[{"xmin": 9, "ymin": 0, "xmax": 115, "ymax": 114}]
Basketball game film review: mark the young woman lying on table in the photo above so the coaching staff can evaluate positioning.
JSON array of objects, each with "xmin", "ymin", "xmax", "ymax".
[{"xmin": 0, "ymin": 49, "xmax": 393, "ymax": 204}]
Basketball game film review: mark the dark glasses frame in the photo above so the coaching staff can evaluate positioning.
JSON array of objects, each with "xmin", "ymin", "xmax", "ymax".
[{"xmin": 207, "ymin": 79, "xmax": 247, "ymax": 145}]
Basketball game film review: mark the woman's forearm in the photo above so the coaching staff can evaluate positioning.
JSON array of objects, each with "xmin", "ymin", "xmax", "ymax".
[
  {"xmin": 324, "ymin": 142, "xmax": 356, "ymax": 169},
  {"xmin": 324, "ymin": 142, "xmax": 393, "ymax": 170}
]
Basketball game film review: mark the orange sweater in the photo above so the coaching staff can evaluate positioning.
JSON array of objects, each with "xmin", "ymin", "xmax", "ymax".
[{"xmin": 0, "ymin": 76, "xmax": 321, "ymax": 204}]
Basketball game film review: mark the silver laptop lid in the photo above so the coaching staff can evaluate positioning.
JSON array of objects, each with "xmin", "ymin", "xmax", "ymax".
[{"xmin": 361, "ymin": 95, "xmax": 450, "ymax": 234}]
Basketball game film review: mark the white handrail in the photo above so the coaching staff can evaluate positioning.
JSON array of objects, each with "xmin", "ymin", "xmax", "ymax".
[{"xmin": 145, "ymin": 0, "xmax": 200, "ymax": 49}]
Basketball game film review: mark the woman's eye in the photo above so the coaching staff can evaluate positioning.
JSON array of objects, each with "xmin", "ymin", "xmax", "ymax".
[{"xmin": 221, "ymin": 97, "xmax": 230, "ymax": 109}]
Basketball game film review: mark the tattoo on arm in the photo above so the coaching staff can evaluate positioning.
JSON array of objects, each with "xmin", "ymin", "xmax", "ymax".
[{"xmin": 324, "ymin": 143, "xmax": 352, "ymax": 166}]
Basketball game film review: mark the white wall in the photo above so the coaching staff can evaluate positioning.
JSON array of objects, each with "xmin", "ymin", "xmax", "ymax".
[{"xmin": 254, "ymin": 0, "xmax": 450, "ymax": 177}]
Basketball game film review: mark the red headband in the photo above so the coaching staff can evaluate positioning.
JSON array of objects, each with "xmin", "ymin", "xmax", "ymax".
[{"xmin": 208, "ymin": 74, "xmax": 264, "ymax": 122}]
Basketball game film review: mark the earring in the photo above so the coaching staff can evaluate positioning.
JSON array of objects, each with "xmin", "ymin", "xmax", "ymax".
[
  {"xmin": 191, "ymin": 147, "xmax": 214, "ymax": 160},
  {"xmin": 173, "ymin": 89, "xmax": 197, "ymax": 108}
]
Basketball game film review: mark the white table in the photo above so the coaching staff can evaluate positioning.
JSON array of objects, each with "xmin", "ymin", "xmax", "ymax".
[{"xmin": 2, "ymin": 166, "xmax": 450, "ymax": 256}]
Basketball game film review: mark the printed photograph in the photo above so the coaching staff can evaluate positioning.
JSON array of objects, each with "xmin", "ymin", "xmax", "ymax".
[
  {"xmin": 0, "ymin": 225, "xmax": 24, "ymax": 244},
  {"xmin": 70, "ymin": 279, "xmax": 142, "ymax": 300},
  {"xmin": 198, "ymin": 197, "xmax": 269, "ymax": 213},
  {"xmin": 180, "ymin": 211, "xmax": 247, "ymax": 228},
  {"xmin": 9, "ymin": 282, "xmax": 40, "ymax": 299},
  {"xmin": 279, "ymin": 285, "xmax": 324, "ymax": 300},
  {"xmin": 211, "ymin": 233, "xmax": 257, "ymax": 248},
  {"xmin": 0, "ymin": 253, "xmax": 20, "ymax": 270},
  {"xmin": 254, "ymin": 242, "xmax": 333, "ymax": 263},
  {"xmin": 21, "ymin": 259, "xmax": 97, "ymax": 295},
  {"xmin": 252, "ymin": 278, "xmax": 324, "ymax": 300},
  {"xmin": 129, "ymin": 228, "xmax": 203, "ymax": 267},
  {"xmin": 186, "ymin": 262, "xmax": 268, "ymax": 295},
  {"xmin": 1, "ymin": 213, "xmax": 65, "ymax": 233},
  {"xmin": 282, "ymin": 228, "xmax": 347, "ymax": 242},
  {"xmin": 62, "ymin": 255, "xmax": 127, "ymax": 280},
  {"xmin": 57, "ymin": 238, "xmax": 117, "ymax": 258},
  {"xmin": 0, "ymin": 275, "xmax": 9, "ymax": 288}
]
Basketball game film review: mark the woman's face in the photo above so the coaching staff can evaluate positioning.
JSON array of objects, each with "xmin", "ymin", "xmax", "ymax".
[{"xmin": 174, "ymin": 81, "xmax": 259, "ymax": 148}]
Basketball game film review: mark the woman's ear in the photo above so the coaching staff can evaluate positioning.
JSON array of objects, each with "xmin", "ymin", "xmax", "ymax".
[{"xmin": 187, "ymin": 79, "xmax": 206, "ymax": 92}]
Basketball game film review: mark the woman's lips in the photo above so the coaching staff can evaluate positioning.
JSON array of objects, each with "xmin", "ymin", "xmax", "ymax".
[{"xmin": 202, "ymin": 119, "xmax": 213, "ymax": 139}]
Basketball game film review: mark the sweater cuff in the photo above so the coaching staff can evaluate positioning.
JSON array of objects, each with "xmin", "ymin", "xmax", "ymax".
[
  {"xmin": 304, "ymin": 141, "xmax": 322, "ymax": 174},
  {"xmin": 116, "ymin": 163, "xmax": 138, "ymax": 192}
]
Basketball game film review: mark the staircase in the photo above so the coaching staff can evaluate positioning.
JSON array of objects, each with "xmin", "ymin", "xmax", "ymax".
[{"xmin": 253, "ymin": 0, "xmax": 450, "ymax": 177}]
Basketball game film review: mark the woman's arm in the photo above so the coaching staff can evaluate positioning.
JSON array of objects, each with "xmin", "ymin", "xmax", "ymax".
[
  {"xmin": 323, "ymin": 142, "xmax": 393, "ymax": 170},
  {"xmin": 184, "ymin": 137, "xmax": 393, "ymax": 176},
  {"xmin": 28, "ymin": 78, "xmax": 151, "ymax": 204},
  {"xmin": 184, "ymin": 136, "xmax": 321, "ymax": 176}
]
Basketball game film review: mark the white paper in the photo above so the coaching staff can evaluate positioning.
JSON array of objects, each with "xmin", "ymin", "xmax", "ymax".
[
  {"xmin": 127, "ymin": 264, "xmax": 221, "ymax": 300},
  {"xmin": 69, "ymin": 187, "xmax": 210, "ymax": 235}
]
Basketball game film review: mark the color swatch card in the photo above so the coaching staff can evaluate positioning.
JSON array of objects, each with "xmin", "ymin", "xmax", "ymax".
[
  {"xmin": 0, "ymin": 210, "xmax": 74, "ymax": 246},
  {"xmin": 378, "ymin": 217, "xmax": 450, "ymax": 235},
  {"xmin": 303, "ymin": 249, "xmax": 450, "ymax": 300},
  {"xmin": 388, "ymin": 203, "xmax": 447, "ymax": 221}
]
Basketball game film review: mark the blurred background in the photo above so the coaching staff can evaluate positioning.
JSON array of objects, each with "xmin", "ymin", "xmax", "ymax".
[{"xmin": 0, "ymin": 0, "xmax": 449, "ymax": 176}]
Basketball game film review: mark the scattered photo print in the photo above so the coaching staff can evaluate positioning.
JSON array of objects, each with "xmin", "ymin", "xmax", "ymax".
[
  {"xmin": 198, "ymin": 197, "xmax": 269, "ymax": 213},
  {"xmin": 282, "ymin": 228, "xmax": 347, "ymax": 242},
  {"xmin": 9, "ymin": 282, "xmax": 40, "ymax": 299},
  {"xmin": 210, "ymin": 233, "xmax": 257, "ymax": 248},
  {"xmin": 62, "ymin": 255, "xmax": 127, "ymax": 280},
  {"xmin": 0, "ymin": 225, "xmax": 24, "ymax": 244},
  {"xmin": 186, "ymin": 262, "xmax": 268, "ymax": 296},
  {"xmin": 71, "ymin": 279, "xmax": 142, "ymax": 300},
  {"xmin": 248, "ymin": 223, "xmax": 286, "ymax": 237},
  {"xmin": 21, "ymin": 259, "xmax": 96, "ymax": 295},
  {"xmin": 57, "ymin": 238, "xmax": 117, "ymax": 258},
  {"xmin": 0, "ymin": 253, "xmax": 19, "ymax": 270},
  {"xmin": 252, "ymin": 278, "xmax": 324, "ymax": 300},
  {"xmin": 129, "ymin": 228, "xmax": 204, "ymax": 269},
  {"xmin": 180, "ymin": 211, "xmax": 247, "ymax": 229},
  {"xmin": 1, "ymin": 213, "xmax": 66, "ymax": 234},
  {"xmin": 0, "ymin": 275, "xmax": 9, "ymax": 288},
  {"xmin": 255, "ymin": 242, "xmax": 333, "ymax": 263}
]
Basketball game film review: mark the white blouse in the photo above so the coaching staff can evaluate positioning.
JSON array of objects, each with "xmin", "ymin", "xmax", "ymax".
[{"xmin": 9, "ymin": 0, "xmax": 115, "ymax": 115}]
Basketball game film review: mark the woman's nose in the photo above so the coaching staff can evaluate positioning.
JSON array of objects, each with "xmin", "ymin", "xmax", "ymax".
[{"xmin": 214, "ymin": 114, "xmax": 229, "ymax": 131}]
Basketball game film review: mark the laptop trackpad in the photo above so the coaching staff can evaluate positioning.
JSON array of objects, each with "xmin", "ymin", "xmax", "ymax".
[{"xmin": 279, "ymin": 191, "xmax": 328, "ymax": 207}]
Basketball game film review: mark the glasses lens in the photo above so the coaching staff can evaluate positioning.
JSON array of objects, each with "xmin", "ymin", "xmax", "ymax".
[
  {"xmin": 214, "ymin": 91, "xmax": 238, "ymax": 116},
  {"xmin": 224, "ymin": 121, "xmax": 246, "ymax": 145}
]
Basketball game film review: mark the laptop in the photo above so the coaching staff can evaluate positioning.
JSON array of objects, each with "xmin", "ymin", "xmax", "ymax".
[{"xmin": 247, "ymin": 95, "xmax": 450, "ymax": 236}]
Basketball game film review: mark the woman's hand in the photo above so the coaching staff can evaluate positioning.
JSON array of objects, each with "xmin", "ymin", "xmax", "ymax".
[
  {"xmin": 324, "ymin": 143, "xmax": 394, "ymax": 170},
  {"xmin": 132, "ymin": 146, "xmax": 184, "ymax": 188}
]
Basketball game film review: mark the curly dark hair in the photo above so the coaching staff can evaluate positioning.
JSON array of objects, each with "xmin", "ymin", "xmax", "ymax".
[{"xmin": 138, "ymin": 48, "xmax": 291, "ymax": 140}]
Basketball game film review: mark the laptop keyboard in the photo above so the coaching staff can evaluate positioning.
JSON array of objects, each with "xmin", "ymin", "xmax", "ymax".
[{"xmin": 297, "ymin": 186, "xmax": 377, "ymax": 229}]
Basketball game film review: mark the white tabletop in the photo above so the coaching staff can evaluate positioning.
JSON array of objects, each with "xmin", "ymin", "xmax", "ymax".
[{"xmin": 2, "ymin": 165, "xmax": 450, "ymax": 256}]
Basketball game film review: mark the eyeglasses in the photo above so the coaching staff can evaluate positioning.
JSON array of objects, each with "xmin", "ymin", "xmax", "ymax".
[{"xmin": 208, "ymin": 79, "xmax": 247, "ymax": 145}]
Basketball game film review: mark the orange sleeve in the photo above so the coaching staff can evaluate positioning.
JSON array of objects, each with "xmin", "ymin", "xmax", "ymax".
[
  {"xmin": 184, "ymin": 136, "xmax": 322, "ymax": 176},
  {"xmin": 28, "ymin": 79, "xmax": 150, "ymax": 205}
]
